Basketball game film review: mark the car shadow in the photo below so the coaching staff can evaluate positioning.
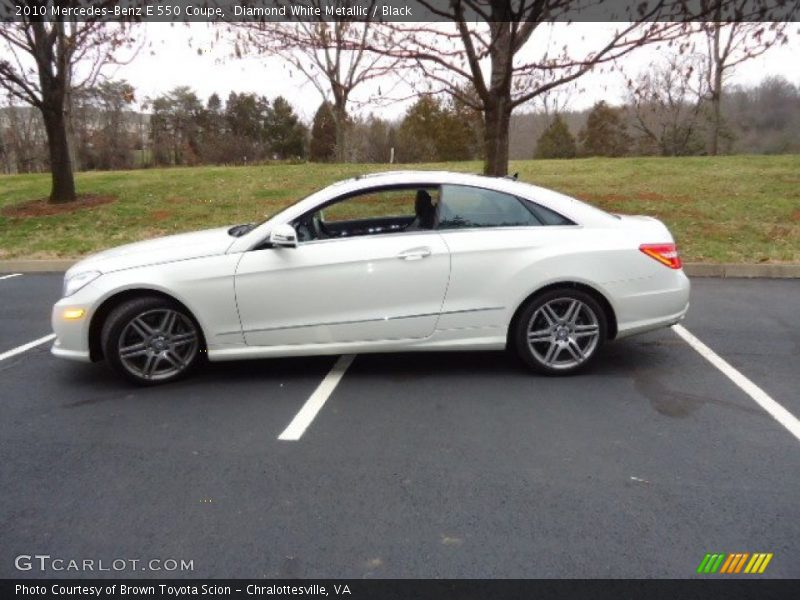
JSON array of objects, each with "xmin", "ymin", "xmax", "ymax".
[
  {"xmin": 56, "ymin": 338, "xmax": 669, "ymax": 391},
  {"xmin": 55, "ymin": 332, "xmax": 760, "ymax": 420}
]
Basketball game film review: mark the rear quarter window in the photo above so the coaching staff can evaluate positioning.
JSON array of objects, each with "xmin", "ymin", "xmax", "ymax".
[{"xmin": 524, "ymin": 201, "xmax": 575, "ymax": 226}]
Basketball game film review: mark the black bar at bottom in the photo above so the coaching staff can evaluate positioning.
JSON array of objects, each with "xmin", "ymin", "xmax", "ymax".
[{"xmin": 3, "ymin": 579, "xmax": 800, "ymax": 600}]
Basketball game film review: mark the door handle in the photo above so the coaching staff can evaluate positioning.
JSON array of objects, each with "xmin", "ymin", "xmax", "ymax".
[{"xmin": 397, "ymin": 247, "xmax": 432, "ymax": 261}]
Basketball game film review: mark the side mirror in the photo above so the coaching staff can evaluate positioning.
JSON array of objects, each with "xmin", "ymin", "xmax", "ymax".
[{"xmin": 269, "ymin": 223, "xmax": 298, "ymax": 248}]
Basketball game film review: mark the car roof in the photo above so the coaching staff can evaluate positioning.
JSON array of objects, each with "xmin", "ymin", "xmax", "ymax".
[{"xmin": 240, "ymin": 170, "xmax": 617, "ymax": 247}]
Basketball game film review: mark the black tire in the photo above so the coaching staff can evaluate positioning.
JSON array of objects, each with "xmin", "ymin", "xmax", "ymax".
[
  {"xmin": 513, "ymin": 288, "xmax": 607, "ymax": 375},
  {"xmin": 101, "ymin": 296, "xmax": 203, "ymax": 385}
]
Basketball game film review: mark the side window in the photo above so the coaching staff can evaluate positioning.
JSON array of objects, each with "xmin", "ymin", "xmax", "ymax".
[
  {"xmin": 438, "ymin": 185, "xmax": 542, "ymax": 229},
  {"xmin": 526, "ymin": 202, "xmax": 575, "ymax": 226},
  {"xmin": 294, "ymin": 186, "xmax": 440, "ymax": 241},
  {"xmin": 322, "ymin": 188, "xmax": 418, "ymax": 222}
]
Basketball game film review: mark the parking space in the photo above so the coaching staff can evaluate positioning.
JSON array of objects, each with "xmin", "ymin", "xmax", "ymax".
[
  {"xmin": 680, "ymin": 279, "xmax": 800, "ymax": 414},
  {"xmin": 0, "ymin": 273, "xmax": 57, "ymax": 353},
  {"xmin": 1, "ymin": 274, "xmax": 798, "ymax": 578}
]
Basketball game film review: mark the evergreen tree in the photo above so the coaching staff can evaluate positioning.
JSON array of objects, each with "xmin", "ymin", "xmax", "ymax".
[
  {"xmin": 396, "ymin": 95, "xmax": 481, "ymax": 162},
  {"xmin": 578, "ymin": 101, "xmax": 631, "ymax": 157},
  {"xmin": 265, "ymin": 96, "xmax": 307, "ymax": 159},
  {"xmin": 149, "ymin": 86, "xmax": 205, "ymax": 166},
  {"xmin": 223, "ymin": 92, "xmax": 271, "ymax": 163},
  {"xmin": 396, "ymin": 96, "xmax": 441, "ymax": 162},
  {"xmin": 439, "ymin": 95, "xmax": 483, "ymax": 161},
  {"xmin": 534, "ymin": 115, "xmax": 577, "ymax": 159},
  {"xmin": 309, "ymin": 101, "xmax": 337, "ymax": 162}
]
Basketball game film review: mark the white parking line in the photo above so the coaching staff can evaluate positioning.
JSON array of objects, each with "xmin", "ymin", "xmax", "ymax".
[
  {"xmin": 0, "ymin": 334, "xmax": 56, "ymax": 362},
  {"xmin": 278, "ymin": 354, "xmax": 356, "ymax": 441},
  {"xmin": 0, "ymin": 273, "xmax": 22, "ymax": 281},
  {"xmin": 672, "ymin": 324, "xmax": 800, "ymax": 442}
]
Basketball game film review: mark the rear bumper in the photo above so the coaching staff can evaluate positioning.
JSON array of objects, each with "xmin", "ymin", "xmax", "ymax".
[
  {"xmin": 614, "ymin": 303, "xmax": 689, "ymax": 339},
  {"xmin": 610, "ymin": 269, "xmax": 691, "ymax": 338}
]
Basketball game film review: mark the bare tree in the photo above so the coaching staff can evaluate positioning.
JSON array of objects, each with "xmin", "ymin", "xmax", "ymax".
[
  {"xmin": 236, "ymin": 0, "xmax": 399, "ymax": 161},
  {"xmin": 73, "ymin": 80, "xmax": 138, "ymax": 170},
  {"xmin": 699, "ymin": 9, "xmax": 790, "ymax": 155},
  {"xmin": 365, "ymin": 0, "xmax": 793, "ymax": 175},
  {"xmin": 0, "ymin": 95, "xmax": 48, "ymax": 174},
  {"xmin": 527, "ymin": 83, "xmax": 576, "ymax": 147},
  {"xmin": 363, "ymin": 1, "xmax": 709, "ymax": 175},
  {"xmin": 0, "ymin": 2, "xmax": 133, "ymax": 202},
  {"xmin": 627, "ymin": 53, "xmax": 709, "ymax": 156}
]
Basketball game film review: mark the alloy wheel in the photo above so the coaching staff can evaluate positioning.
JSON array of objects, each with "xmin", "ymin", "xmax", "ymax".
[
  {"xmin": 117, "ymin": 308, "xmax": 199, "ymax": 381},
  {"xmin": 526, "ymin": 297, "xmax": 600, "ymax": 370}
]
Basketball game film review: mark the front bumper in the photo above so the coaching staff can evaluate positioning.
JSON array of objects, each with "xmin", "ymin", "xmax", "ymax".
[
  {"xmin": 50, "ymin": 299, "xmax": 93, "ymax": 362},
  {"xmin": 51, "ymin": 338, "xmax": 91, "ymax": 362}
]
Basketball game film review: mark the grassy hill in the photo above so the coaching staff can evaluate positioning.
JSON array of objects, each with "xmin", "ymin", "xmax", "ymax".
[{"xmin": 1, "ymin": 155, "xmax": 798, "ymax": 263}]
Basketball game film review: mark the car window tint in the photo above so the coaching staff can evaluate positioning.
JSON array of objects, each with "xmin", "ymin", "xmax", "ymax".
[
  {"xmin": 525, "ymin": 201, "xmax": 575, "ymax": 226},
  {"xmin": 438, "ymin": 185, "xmax": 542, "ymax": 229},
  {"xmin": 294, "ymin": 186, "xmax": 441, "ymax": 242},
  {"xmin": 322, "ymin": 187, "xmax": 438, "ymax": 222}
]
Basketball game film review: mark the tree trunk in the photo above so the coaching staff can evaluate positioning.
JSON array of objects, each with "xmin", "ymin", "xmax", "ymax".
[
  {"xmin": 332, "ymin": 99, "xmax": 348, "ymax": 163},
  {"xmin": 482, "ymin": 98, "xmax": 511, "ymax": 176},
  {"xmin": 709, "ymin": 67, "xmax": 723, "ymax": 156},
  {"xmin": 708, "ymin": 20, "xmax": 723, "ymax": 156},
  {"xmin": 30, "ymin": 21, "xmax": 77, "ymax": 203},
  {"xmin": 482, "ymin": 15, "xmax": 514, "ymax": 176},
  {"xmin": 64, "ymin": 72, "xmax": 80, "ymax": 172},
  {"xmin": 41, "ymin": 104, "xmax": 76, "ymax": 204}
]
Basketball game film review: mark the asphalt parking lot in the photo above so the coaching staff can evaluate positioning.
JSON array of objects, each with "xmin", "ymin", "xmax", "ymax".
[{"xmin": 1, "ymin": 273, "xmax": 798, "ymax": 578}]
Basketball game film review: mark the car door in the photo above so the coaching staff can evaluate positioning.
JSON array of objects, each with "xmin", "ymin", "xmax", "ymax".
[
  {"xmin": 234, "ymin": 187, "xmax": 450, "ymax": 347},
  {"xmin": 434, "ymin": 184, "xmax": 578, "ymax": 331}
]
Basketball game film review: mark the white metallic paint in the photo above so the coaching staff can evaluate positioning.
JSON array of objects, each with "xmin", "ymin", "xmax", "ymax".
[{"xmin": 51, "ymin": 171, "xmax": 690, "ymax": 364}]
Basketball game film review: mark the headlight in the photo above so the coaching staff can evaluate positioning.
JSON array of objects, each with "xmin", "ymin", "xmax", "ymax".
[{"xmin": 63, "ymin": 271, "xmax": 101, "ymax": 297}]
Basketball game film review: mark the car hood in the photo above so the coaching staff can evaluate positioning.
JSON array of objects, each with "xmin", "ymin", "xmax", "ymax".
[{"xmin": 67, "ymin": 227, "xmax": 236, "ymax": 276}]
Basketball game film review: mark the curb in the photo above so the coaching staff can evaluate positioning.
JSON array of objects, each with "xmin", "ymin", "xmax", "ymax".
[
  {"xmin": 1, "ymin": 259, "xmax": 799, "ymax": 278},
  {"xmin": 0, "ymin": 259, "xmax": 77, "ymax": 272},
  {"xmin": 683, "ymin": 263, "xmax": 800, "ymax": 278}
]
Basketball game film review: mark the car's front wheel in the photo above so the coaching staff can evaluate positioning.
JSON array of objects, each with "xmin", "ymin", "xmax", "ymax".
[
  {"xmin": 513, "ymin": 288, "xmax": 607, "ymax": 375},
  {"xmin": 101, "ymin": 296, "xmax": 202, "ymax": 385}
]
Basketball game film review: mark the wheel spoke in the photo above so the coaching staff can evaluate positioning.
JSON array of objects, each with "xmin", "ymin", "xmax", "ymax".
[
  {"xmin": 528, "ymin": 328, "xmax": 551, "ymax": 343},
  {"xmin": 171, "ymin": 332, "xmax": 197, "ymax": 346},
  {"xmin": 543, "ymin": 342, "xmax": 559, "ymax": 365},
  {"xmin": 563, "ymin": 300, "xmax": 580, "ymax": 324},
  {"xmin": 566, "ymin": 339, "xmax": 585, "ymax": 362},
  {"xmin": 573, "ymin": 324, "xmax": 599, "ymax": 337},
  {"xmin": 120, "ymin": 342, "xmax": 148, "ymax": 358},
  {"xmin": 162, "ymin": 351, "xmax": 183, "ymax": 369},
  {"xmin": 541, "ymin": 304, "xmax": 559, "ymax": 326},
  {"xmin": 130, "ymin": 318, "xmax": 153, "ymax": 339},
  {"xmin": 159, "ymin": 310, "xmax": 177, "ymax": 335},
  {"xmin": 142, "ymin": 354, "xmax": 159, "ymax": 377}
]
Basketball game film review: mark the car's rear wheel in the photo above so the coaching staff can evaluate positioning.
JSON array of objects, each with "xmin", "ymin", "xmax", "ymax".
[
  {"xmin": 513, "ymin": 288, "xmax": 607, "ymax": 375},
  {"xmin": 101, "ymin": 296, "xmax": 202, "ymax": 385}
]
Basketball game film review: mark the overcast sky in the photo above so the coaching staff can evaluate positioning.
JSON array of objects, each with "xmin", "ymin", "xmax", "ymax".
[{"xmin": 109, "ymin": 22, "xmax": 799, "ymax": 122}]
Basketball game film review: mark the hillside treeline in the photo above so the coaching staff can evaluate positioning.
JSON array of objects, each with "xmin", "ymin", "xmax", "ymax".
[{"xmin": 1, "ymin": 76, "xmax": 797, "ymax": 174}]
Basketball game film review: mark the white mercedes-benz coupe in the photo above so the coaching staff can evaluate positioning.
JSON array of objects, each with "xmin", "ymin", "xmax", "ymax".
[{"xmin": 52, "ymin": 171, "xmax": 690, "ymax": 385}]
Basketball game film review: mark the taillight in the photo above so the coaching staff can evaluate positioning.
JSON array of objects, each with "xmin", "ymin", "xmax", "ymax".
[{"xmin": 639, "ymin": 243, "xmax": 682, "ymax": 269}]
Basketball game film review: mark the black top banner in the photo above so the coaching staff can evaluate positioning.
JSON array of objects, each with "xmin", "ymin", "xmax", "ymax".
[{"xmin": 0, "ymin": 0, "xmax": 798, "ymax": 23}]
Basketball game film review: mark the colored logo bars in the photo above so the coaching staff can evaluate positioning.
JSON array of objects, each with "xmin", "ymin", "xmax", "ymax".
[{"xmin": 697, "ymin": 553, "xmax": 773, "ymax": 574}]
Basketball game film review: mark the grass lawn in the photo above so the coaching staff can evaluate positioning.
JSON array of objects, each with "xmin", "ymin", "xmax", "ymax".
[{"xmin": 1, "ymin": 155, "xmax": 798, "ymax": 262}]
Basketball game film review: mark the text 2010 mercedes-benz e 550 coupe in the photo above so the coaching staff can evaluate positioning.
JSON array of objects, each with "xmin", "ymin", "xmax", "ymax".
[{"xmin": 52, "ymin": 171, "xmax": 690, "ymax": 385}]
